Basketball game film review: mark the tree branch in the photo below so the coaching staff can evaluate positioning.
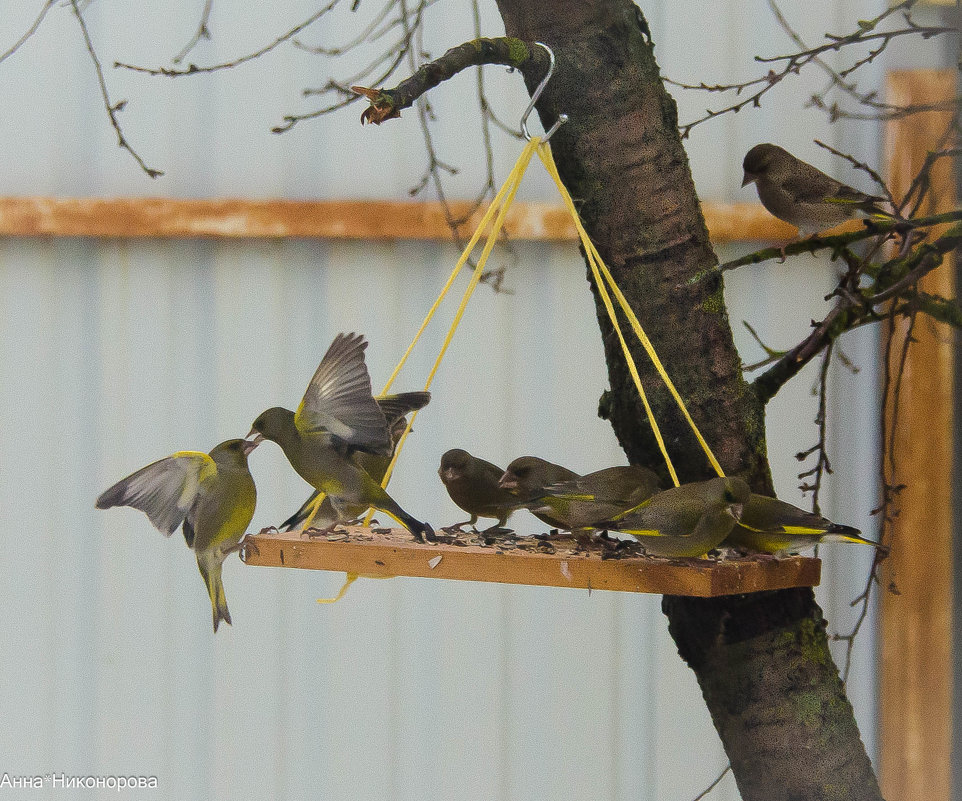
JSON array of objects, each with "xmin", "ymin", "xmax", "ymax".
[
  {"xmin": 115, "ymin": 0, "xmax": 344, "ymax": 75},
  {"xmin": 70, "ymin": 1, "xmax": 162, "ymax": 178},
  {"xmin": 0, "ymin": 0, "xmax": 56, "ymax": 66},
  {"xmin": 753, "ymin": 222, "xmax": 962, "ymax": 403},
  {"xmin": 915, "ymin": 291, "xmax": 962, "ymax": 327},
  {"xmin": 666, "ymin": 0, "xmax": 956, "ymax": 136},
  {"xmin": 707, "ymin": 209, "xmax": 962, "ymax": 276},
  {"xmin": 351, "ymin": 37, "xmax": 542, "ymax": 124}
]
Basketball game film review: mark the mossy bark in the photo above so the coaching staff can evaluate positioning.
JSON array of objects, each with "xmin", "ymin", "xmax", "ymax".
[{"xmin": 493, "ymin": 1, "xmax": 883, "ymax": 799}]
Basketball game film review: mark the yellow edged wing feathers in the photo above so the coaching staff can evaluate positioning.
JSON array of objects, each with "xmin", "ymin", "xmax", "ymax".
[{"xmin": 96, "ymin": 451, "xmax": 216, "ymax": 537}]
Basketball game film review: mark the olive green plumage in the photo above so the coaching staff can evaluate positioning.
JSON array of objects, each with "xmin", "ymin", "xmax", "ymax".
[
  {"xmin": 96, "ymin": 438, "xmax": 259, "ymax": 632},
  {"xmin": 497, "ymin": 456, "xmax": 581, "ymax": 530},
  {"xmin": 279, "ymin": 400, "xmax": 425, "ymax": 532},
  {"xmin": 438, "ymin": 449, "xmax": 520, "ymax": 532},
  {"xmin": 249, "ymin": 332, "xmax": 433, "ymax": 541},
  {"xmin": 742, "ymin": 143, "xmax": 891, "ymax": 237},
  {"xmin": 724, "ymin": 493, "xmax": 884, "ymax": 557},
  {"xmin": 602, "ymin": 476, "xmax": 751, "ymax": 558},
  {"xmin": 522, "ymin": 465, "xmax": 662, "ymax": 534}
]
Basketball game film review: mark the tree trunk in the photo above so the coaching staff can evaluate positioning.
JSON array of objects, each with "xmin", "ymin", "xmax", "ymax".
[{"xmin": 493, "ymin": 2, "xmax": 883, "ymax": 799}]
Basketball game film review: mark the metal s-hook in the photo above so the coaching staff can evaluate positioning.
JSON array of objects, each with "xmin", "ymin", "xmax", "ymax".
[{"xmin": 519, "ymin": 42, "xmax": 569, "ymax": 143}]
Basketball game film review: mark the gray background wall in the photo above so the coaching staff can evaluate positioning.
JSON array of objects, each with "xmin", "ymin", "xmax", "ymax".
[{"xmin": 0, "ymin": 1, "xmax": 893, "ymax": 799}]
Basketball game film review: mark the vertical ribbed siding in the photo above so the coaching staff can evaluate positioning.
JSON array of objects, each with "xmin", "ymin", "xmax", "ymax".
[
  {"xmin": 0, "ymin": 234, "xmax": 878, "ymax": 801},
  {"xmin": 0, "ymin": 1, "xmax": 888, "ymax": 798}
]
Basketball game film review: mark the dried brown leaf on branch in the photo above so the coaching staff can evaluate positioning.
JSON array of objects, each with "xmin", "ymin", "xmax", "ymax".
[{"xmin": 352, "ymin": 85, "xmax": 401, "ymax": 124}]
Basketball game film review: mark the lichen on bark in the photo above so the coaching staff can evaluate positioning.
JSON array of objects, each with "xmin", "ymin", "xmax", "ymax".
[{"xmin": 492, "ymin": 1, "xmax": 883, "ymax": 799}]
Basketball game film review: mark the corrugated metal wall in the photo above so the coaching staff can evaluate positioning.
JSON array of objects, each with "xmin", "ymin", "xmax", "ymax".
[{"xmin": 0, "ymin": 1, "xmax": 887, "ymax": 799}]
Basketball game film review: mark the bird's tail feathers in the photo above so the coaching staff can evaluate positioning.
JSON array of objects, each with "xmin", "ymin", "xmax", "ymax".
[
  {"xmin": 380, "ymin": 502, "xmax": 434, "ymax": 542},
  {"xmin": 278, "ymin": 491, "xmax": 320, "ymax": 532},
  {"xmin": 375, "ymin": 391, "xmax": 431, "ymax": 423},
  {"xmin": 197, "ymin": 553, "xmax": 232, "ymax": 633},
  {"xmin": 822, "ymin": 526, "xmax": 888, "ymax": 553},
  {"xmin": 825, "ymin": 194, "xmax": 900, "ymax": 221}
]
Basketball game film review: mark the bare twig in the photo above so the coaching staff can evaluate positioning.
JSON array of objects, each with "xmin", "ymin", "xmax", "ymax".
[
  {"xmin": 813, "ymin": 139, "xmax": 893, "ymax": 202},
  {"xmin": 752, "ymin": 221, "xmax": 962, "ymax": 404},
  {"xmin": 741, "ymin": 320, "xmax": 787, "ymax": 372},
  {"xmin": 666, "ymin": 0, "xmax": 956, "ymax": 137},
  {"xmin": 795, "ymin": 344, "xmax": 833, "ymax": 515},
  {"xmin": 832, "ymin": 304, "xmax": 914, "ymax": 683},
  {"xmin": 172, "ymin": 0, "xmax": 214, "ymax": 64},
  {"xmin": 710, "ymin": 209, "xmax": 962, "ymax": 275},
  {"xmin": 689, "ymin": 764, "xmax": 732, "ymax": 801},
  {"xmin": 70, "ymin": 1, "xmax": 163, "ymax": 178},
  {"xmin": 115, "ymin": 0, "xmax": 344, "ymax": 75},
  {"xmin": 0, "ymin": 0, "xmax": 57, "ymax": 66},
  {"xmin": 351, "ymin": 36, "xmax": 541, "ymax": 125}
]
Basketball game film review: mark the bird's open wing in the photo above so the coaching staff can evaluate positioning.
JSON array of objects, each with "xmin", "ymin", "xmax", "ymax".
[
  {"xmin": 96, "ymin": 451, "xmax": 216, "ymax": 536},
  {"xmin": 294, "ymin": 332, "xmax": 390, "ymax": 452},
  {"xmin": 375, "ymin": 391, "xmax": 431, "ymax": 425}
]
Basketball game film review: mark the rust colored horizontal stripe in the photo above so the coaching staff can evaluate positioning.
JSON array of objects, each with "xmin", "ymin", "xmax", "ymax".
[{"xmin": 0, "ymin": 196, "xmax": 794, "ymax": 243}]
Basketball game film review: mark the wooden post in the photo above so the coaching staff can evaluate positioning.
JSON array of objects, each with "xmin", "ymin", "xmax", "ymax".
[{"xmin": 879, "ymin": 69, "xmax": 957, "ymax": 801}]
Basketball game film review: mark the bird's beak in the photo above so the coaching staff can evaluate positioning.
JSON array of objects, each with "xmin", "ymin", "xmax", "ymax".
[
  {"xmin": 728, "ymin": 502, "xmax": 744, "ymax": 522},
  {"xmin": 246, "ymin": 430, "xmax": 265, "ymax": 446},
  {"xmin": 241, "ymin": 438, "xmax": 261, "ymax": 456},
  {"xmin": 246, "ymin": 427, "xmax": 260, "ymax": 441},
  {"xmin": 498, "ymin": 475, "xmax": 517, "ymax": 492},
  {"xmin": 741, "ymin": 173, "xmax": 755, "ymax": 188}
]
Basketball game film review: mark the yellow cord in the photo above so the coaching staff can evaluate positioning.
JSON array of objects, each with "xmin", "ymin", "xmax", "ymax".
[
  {"xmin": 316, "ymin": 572, "xmax": 395, "ymax": 604},
  {"xmin": 317, "ymin": 572, "xmax": 359, "ymax": 604},
  {"xmin": 364, "ymin": 137, "xmax": 541, "ymax": 524},
  {"xmin": 533, "ymin": 148, "xmax": 678, "ymax": 485},
  {"xmin": 379, "ymin": 136, "xmax": 542, "ymax": 395},
  {"xmin": 361, "ymin": 134, "xmax": 721, "ymax": 522},
  {"xmin": 537, "ymin": 144, "xmax": 725, "ymax": 481}
]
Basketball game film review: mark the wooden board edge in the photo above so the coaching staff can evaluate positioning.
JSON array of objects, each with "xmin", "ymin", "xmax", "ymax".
[{"xmin": 242, "ymin": 528, "xmax": 820, "ymax": 598}]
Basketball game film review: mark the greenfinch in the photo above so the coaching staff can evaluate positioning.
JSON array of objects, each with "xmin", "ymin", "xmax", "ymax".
[
  {"xmin": 724, "ymin": 493, "xmax": 885, "ymax": 557},
  {"xmin": 497, "ymin": 456, "xmax": 581, "ymax": 530},
  {"xmin": 521, "ymin": 465, "xmax": 662, "ymax": 536},
  {"xmin": 96, "ymin": 438, "xmax": 259, "ymax": 632},
  {"xmin": 602, "ymin": 476, "xmax": 751, "ymax": 558},
  {"xmin": 742, "ymin": 143, "xmax": 891, "ymax": 237},
  {"xmin": 438, "ymin": 449, "xmax": 520, "ymax": 532},
  {"xmin": 279, "ymin": 403, "xmax": 423, "ymax": 533},
  {"xmin": 249, "ymin": 332, "xmax": 434, "ymax": 541}
]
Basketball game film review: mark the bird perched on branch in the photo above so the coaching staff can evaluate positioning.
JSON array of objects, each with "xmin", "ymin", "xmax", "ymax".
[
  {"xmin": 601, "ymin": 476, "xmax": 751, "ymax": 558},
  {"xmin": 96, "ymin": 438, "xmax": 259, "ymax": 632},
  {"xmin": 497, "ymin": 456, "xmax": 581, "ymax": 530},
  {"xmin": 249, "ymin": 332, "xmax": 434, "ymax": 541},
  {"xmin": 519, "ymin": 465, "xmax": 662, "ymax": 540},
  {"xmin": 742, "ymin": 143, "xmax": 892, "ymax": 237},
  {"xmin": 438, "ymin": 449, "xmax": 520, "ymax": 533},
  {"xmin": 724, "ymin": 493, "xmax": 886, "ymax": 557}
]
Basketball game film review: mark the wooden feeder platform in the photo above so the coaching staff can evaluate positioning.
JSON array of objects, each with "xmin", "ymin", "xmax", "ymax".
[{"xmin": 243, "ymin": 525, "xmax": 820, "ymax": 598}]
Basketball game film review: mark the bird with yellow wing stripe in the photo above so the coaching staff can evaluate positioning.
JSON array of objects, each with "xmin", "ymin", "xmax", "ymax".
[
  {"xmin": 512, "ymin": 465, "xmax": 662, "ymax": 541},
  {"xmin": 96, "ymin": 438, "xmax": 259, "ymax": 632},
  {"xmin": 278, "ymin": 409, "xmax": 423, "ymax": 534},
  {"xmin": 249, "ymin": 332, "xmax": 434, "ymax": 541},
  {"xmin": 601, "ymin": 476, "xmax": 751, "ymax": 558},
  {"xmin": 724, "ymin": 493, "xmax": 886, "ymax": 557}
]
